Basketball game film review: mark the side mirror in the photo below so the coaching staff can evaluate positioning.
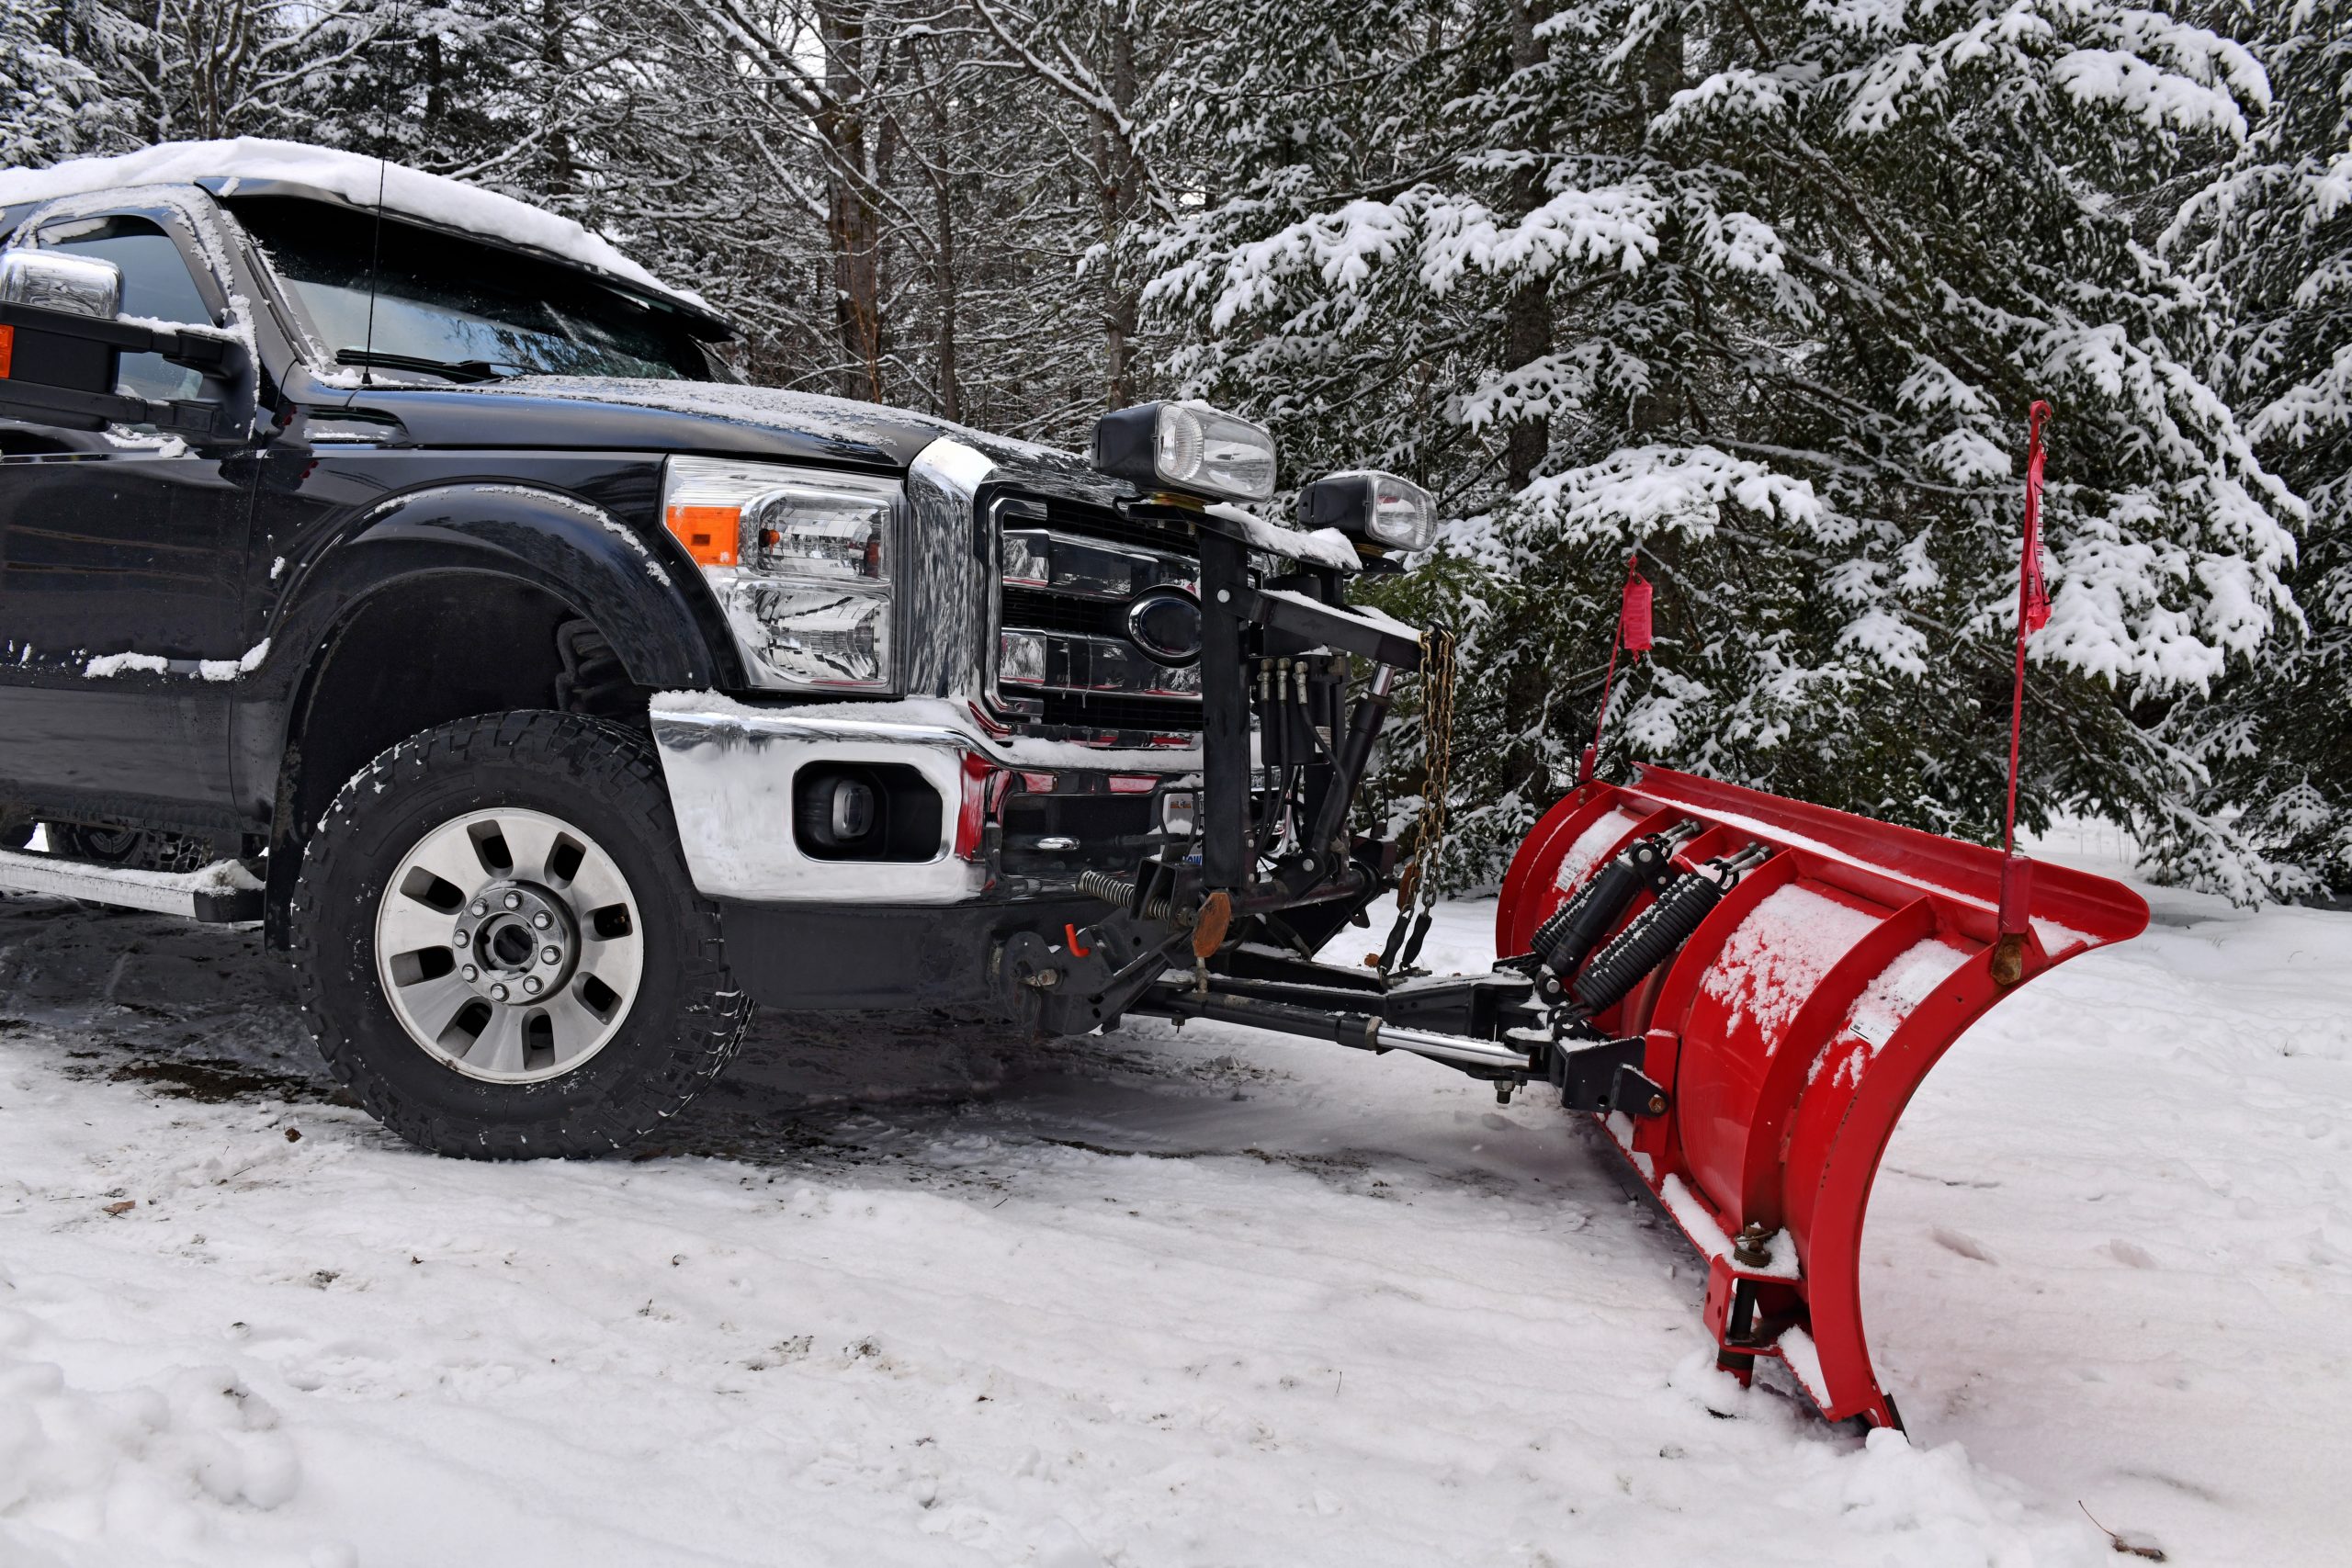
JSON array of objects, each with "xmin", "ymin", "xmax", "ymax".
[
  {"xmin": 0, "ymin": 251, "xmax": 251, "ymax": 442},
  {"xmin": 0, "ymin": 250, "xmax": 124, "ymax": 321}
]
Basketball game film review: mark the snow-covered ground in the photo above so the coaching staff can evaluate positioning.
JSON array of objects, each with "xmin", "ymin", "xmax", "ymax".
[{"xmin": 3, "ymin": 829, "xmax": 2347, "ymax": 1565}]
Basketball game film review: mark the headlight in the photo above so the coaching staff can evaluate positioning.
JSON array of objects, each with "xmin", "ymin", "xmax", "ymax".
[
  {"xmin": 1297, "ymin": 469, "xmax": 1438, "ymax": 552},
  {"xmin": 1091, "ymin": 400, "xmax": 1277, "ymax": 503},
  {"xmin": 662, "ymin": 457, "xmax": 899, "ymax": 691}
]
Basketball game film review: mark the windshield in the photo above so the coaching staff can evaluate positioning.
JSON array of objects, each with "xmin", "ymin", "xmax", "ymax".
[{"xmin": 228, "ymin": 196, "xmax": 719, "ymax": 383}]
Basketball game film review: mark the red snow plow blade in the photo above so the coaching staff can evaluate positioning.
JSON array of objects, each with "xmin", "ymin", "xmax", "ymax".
[{"xmin": 1498, "ymin": 765, "xmax": 2147, "ymax": 1427}]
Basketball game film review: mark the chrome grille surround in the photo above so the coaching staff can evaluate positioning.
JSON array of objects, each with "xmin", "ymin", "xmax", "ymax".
[{"xmin": 986, "ymin": 492, "xmax": 1205, "ymax": 733}]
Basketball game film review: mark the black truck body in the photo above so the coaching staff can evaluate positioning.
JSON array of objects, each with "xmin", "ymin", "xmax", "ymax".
[{"xmin": 0, "ymin": 144, "xmax": 1524, "ymax": 1158}]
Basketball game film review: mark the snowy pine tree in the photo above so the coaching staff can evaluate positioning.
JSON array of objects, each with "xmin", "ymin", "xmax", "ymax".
[
  {"xmin": 0, "ymin": 0, "xmax": 112, "ymax": 166},
  {"xmin": 3, "ymin": 0, "xmax": 2338, "ymax": 900},
  {"xmin": 2165, "ymin": 0, "xmax": 2352, "ymax": 897},
  {"xmin": 1146, "ymin": 0, "xmax": 2303, "ymax": 895}
]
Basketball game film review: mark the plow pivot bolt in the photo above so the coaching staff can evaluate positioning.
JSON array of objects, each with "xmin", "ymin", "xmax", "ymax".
[
  {"xmin": 1732, "ymin": 1222, "xmax": 1777, "ymax": 1269},
  {"xmin": 489, "ymin": 983, "xmax": 509, "ymax": 1001},
  {"xmin": 1648, "ymin": 1094, "xmax": 1666, "ymax": 1114},
  {"xmin": 503, "ymin": 892, "xmax": 523, "ymax": 910},
  {"xmin": 531, "ymin": 911, "xmax": 551, "ymax": 930}
]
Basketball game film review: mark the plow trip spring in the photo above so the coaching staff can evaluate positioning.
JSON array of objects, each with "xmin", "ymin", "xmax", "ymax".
[{"xmin": 1495, "ymin": 765, "xmax": 2147, "ymax": 1427}]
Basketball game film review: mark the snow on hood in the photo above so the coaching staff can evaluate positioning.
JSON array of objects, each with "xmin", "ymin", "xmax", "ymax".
[
  {"xmin": 0, "ymin": 137, "xmax": 707, "ymax": 313},
  {"xmin": 489, "ymin": 378, "xmax": 1363, "ymax": 570},
  {"xmin": 489, "ymin": 376, "xmax": 1084, "ymax": 475}
]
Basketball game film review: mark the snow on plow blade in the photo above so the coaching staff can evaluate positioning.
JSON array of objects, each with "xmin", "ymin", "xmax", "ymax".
[{"xmin": 1498, "ymin": 765, "xmax": 2147, "ymax": 1427}]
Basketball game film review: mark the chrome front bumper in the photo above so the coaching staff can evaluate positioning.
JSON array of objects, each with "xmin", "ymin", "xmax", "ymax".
[
  {"xmin": 649, "ymin": 700, "xmax": 984, "ymax": 904},
  {"xmin": 649, "ymin": 696, "xmax": 1200, "ymax": 905}
]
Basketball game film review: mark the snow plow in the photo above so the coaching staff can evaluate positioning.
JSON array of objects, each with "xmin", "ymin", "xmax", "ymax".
[{"xmin": 1489, "ymin": 767, "xmax": 2147, "ymax": 1425}]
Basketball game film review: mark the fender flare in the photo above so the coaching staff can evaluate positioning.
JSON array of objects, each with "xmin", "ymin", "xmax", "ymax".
[{"xmin": 254, "ymin": 480, "xmax": 740, "ymax": 706}]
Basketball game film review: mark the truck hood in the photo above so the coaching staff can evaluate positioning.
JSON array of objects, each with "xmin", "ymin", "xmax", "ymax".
[
  {"xmin": 335, "ymin": 374, "xmax": 1364, "ymax": 571},
  {"xmin": 353, "ymin": 375, "xmax": 1092, "ymax": 478}
]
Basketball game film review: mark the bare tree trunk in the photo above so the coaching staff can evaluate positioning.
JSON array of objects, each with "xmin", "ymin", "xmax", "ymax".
[
  {"xmin": 927, "ymin": 71, "xmax": 961, "ymax": 423},
  {"xmin": 818, "ymin": 0, "xmax": 886, "ymax": 401},
  {"xmin": 1504, "ymin": 0, "xmax": 1551, "ymax": 493},
  {"xmin": 424, "ymin": 32, "xmax": 447, "ymax": 136},
  {"xmin": 1097, "ymin": 14, "xmax": 1139, "ymax": 410},
  {"xmin": 539, "ymin": 0, "xmax": 574, "ymax": 200}
]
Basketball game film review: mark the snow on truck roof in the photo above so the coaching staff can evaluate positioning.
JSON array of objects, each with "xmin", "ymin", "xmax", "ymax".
[{"xmin": 0, "ymin": 137, "xmax": 716, "ymax": 319}]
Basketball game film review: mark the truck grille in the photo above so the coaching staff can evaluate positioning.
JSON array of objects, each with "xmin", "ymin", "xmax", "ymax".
[{"xmin": 990, "ymin": 491, "xmax": 1204, "ymax": 739}]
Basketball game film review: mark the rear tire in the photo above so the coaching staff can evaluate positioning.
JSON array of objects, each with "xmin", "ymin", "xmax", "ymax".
[
  {"xmin": 289, "ymin": 711, "xmax": 750, "ymax": 1158},
  {"xmin": 47, "ymin": 820, "xmax": 211, "ymax": 871}
]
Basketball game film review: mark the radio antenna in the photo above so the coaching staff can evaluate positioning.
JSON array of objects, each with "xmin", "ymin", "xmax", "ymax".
[
  {"xmin": 357, "ymin": 0, "xmax": 406, "ymax": 390},
  {"xmin": 359, "ymin": 152, "xmax": 387, "ymax": 389}
]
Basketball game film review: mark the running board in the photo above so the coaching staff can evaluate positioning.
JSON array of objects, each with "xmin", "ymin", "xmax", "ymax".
[{"xmin": 0, "ymin": 848, "xmax": 263, "ymax": 922}]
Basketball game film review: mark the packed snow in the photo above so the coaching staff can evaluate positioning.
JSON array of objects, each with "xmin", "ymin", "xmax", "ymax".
[
  {"xmin": 81, "ymin": 642, "xmax": 269, "ymax": 682},
  {"xmin": 1701, "ymin": 884, "xmax": 1883, "ymax": 1047},
  {"xmin": 1549, "ymin": 808, "xmax": 1644, "ymax": 893},
  {"xmin": 1, "ymin": 823, "xmax": 2347, "ymax": 1564},
  {"xmin": 1842, "ymin": 938, "xmax": 1973, "ymax": 1056}
]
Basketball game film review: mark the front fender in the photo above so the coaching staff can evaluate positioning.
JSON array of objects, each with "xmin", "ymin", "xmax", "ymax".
[
  {"xmin": 233, "ymin": 479, "xmax": 741, "ymax": 819},
  {"xmin": 256, "ymin": 480, "xmax": 740, "ymax": 701}
]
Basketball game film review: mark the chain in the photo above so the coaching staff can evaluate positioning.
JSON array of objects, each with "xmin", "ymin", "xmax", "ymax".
[{"xmin": 1378, "ymin": 625, "xmax": 1456, "ymax": 975}]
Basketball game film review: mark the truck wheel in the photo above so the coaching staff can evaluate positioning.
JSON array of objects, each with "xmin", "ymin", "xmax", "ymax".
[{"xmin": 289, "ymin": 711, "xmax": 751, "ymax": 1158}]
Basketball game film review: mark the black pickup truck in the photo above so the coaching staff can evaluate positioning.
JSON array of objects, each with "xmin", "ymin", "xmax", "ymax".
[{"xmin": 0, "ymin": 142, "xmax": 1535, "ymax": 1160}]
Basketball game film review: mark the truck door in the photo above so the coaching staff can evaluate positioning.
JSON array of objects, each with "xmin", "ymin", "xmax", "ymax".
[{"xmin": 0, "ymin": 203, "xmax": 256, "ymax": 816}]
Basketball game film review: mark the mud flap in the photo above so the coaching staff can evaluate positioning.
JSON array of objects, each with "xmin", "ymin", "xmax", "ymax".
[{"xmin": 1498, "ymin": 765, "xmax": 2148, "ymax": 1426}]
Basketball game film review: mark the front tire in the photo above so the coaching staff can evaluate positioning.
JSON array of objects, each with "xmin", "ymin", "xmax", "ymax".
[{"xmin": 290, "ymin": 711, "xmax": 750, "ymax": 1158}]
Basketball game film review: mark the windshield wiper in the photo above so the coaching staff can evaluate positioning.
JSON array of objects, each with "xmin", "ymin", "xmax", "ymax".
[{"xmin": 335, "ymin": 348, "xmax": 515, "ymax": 384}]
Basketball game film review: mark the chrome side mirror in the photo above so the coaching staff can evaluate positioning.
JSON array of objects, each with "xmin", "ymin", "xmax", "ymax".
[{"xmin": 0, "ymin": 249, "xmax": 123, "ymax": 320}]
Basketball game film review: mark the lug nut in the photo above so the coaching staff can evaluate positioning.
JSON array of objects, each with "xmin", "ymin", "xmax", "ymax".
[
  {"xmin": 490, "ymin": 983, "xmax": 510, "ymax": 1001},
  {"xmin": 524, "ymin": 976, "xmax": 543, "ymax": 995},
  {"xmin": 470, "ymin": 900, "xmax": 488, "ymax": 916},
  {"xmin": 503, "ymin": 892, "xmax": 522, "ymax": 910},
  {"xmin": 452, "ymin": 930, "xmax": 470, "ymax": 947},
  {"xmin": 461, "ymin": 964, "xmax": 478, "ymax": 981},
  {"xmin": 542, "ymin": 946, "xmax": 562, "ymax": 965},
  {"xmin": 531, "ymin": 911, "xmax": 551, "ymax": 930}
]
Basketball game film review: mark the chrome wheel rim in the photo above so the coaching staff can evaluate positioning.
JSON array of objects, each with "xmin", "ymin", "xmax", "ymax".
[{"xmin": 374, "ymin": 807, "xmax": 645, "ymax": 1083}]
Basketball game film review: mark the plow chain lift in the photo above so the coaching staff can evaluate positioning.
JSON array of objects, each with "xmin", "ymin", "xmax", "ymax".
[{"xmin": 996, "ymin": 481, "xmax": 2147, "ymax": 1432}]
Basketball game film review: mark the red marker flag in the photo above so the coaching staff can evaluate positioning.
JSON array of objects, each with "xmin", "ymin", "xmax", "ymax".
[
  {"xmin": 1578, "ymin": 553, "xmax": 1653, "ymax": 784},
  {"xmin": 1620, "ymin": 562, "xmax": 1654, "ymax": 652},
  {"xmin": 2020, "ymin": 400, "xmax": 2052, "ymax": 634}
]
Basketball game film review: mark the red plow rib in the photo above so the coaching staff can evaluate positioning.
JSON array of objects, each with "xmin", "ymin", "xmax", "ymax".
[{"xmin": 1498, "ymin": 765, "xmax": 2148, "ymax": 1427}]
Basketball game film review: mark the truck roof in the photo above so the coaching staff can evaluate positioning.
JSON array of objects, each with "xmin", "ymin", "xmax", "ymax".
[{"xmin": 0, "ymin": 137, "xmax": 722, "ymax": 329}]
